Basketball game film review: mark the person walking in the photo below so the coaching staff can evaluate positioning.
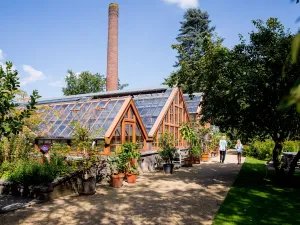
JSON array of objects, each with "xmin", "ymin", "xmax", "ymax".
[
  {"xmin": 219, "ymin": 136, "xmax": 227, "ymax": 163},
  {"xmin": 235, "ymin": 139, "xmax": 243, "ymax": 164}
]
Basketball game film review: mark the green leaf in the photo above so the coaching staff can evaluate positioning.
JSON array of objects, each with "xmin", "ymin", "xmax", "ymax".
[{"xmin": 291, "ymin": 33, "xmax": 300, "ymax": 63}]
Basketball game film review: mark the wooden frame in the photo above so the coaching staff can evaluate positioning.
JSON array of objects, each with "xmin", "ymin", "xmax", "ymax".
[{"xmin": 150, "ymin": 88, "xmax": 190, "ymax": 150}]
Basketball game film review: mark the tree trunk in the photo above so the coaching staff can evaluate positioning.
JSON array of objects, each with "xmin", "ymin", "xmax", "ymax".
[
  {"xmin": 272, "ymin": 140, "xmax": 284, "ymax": 175},
  {"xmin": 288, "ymin": 150, "xmax": 300, "ymax": 178}
]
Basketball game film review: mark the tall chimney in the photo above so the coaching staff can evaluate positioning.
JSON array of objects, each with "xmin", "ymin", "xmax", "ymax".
[{"xmin": 106, "ymin": 3, "xmax": 119, "ymax": 92}]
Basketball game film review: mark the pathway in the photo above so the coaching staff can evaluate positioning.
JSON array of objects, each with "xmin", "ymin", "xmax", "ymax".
[{"xmin": 0, "ymin": 150, "xmax": 245, "ymax": 225}]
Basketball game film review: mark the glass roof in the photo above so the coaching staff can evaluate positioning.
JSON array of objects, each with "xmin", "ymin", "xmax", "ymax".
[
  {"xmin": 38, "ymin": 98, "xmax": 126, "ymax": 138},
  {"xmin": 133, "ymin": 89, "xmax": 173, "ymax": 132},
  {"xmin": 184, "ymin": 94, "xmax": 201, "ymax": 114}
]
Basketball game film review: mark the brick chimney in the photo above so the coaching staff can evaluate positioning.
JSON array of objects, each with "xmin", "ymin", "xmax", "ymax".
[{"xmin": 106, "ymin": 3, "xmax": 119, "ymax": 92}]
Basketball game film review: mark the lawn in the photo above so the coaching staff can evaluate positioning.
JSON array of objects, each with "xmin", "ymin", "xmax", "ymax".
[{"xmin": 213, "ymin": 157, "xmax": 300, "ymax": 225}]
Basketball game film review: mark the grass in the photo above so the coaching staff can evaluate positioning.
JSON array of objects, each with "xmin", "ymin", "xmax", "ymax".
[{"xmin": 213, "ymin": 157, "xmax": 300, "ymax": 225}]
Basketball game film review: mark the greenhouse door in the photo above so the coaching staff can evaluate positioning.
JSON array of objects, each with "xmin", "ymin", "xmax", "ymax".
[{"xmin": 123, "ymin": 122, "xmax": 135, "ymax": 143}]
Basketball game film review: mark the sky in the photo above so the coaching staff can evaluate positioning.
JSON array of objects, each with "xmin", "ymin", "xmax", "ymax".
[{"xmin": 0, "ymin": 0, "xmax": 300, "ymax": 99}]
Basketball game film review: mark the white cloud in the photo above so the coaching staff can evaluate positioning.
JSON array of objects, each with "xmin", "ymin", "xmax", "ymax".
[
  {"xmin": 21, "ymin": 64, "xmax": 45, "ymax": 86},
  {"xmin": 0, "ymin": 49, "xmax": 4, "ymax": 61},
  {"xmin": 0, "ymin": 49, "xmax": 16, "ymax": 71},
  {"xmin": 48, "ymin": 80, "xmax": 65, "ymax": 88},
  {"xmin": 163, "ymin": 0, "xmax": 199, "ymax": 9}
]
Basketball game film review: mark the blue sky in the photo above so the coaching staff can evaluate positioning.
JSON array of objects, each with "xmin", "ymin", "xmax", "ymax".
[{"xmin": 0, "ymin": 0, "xmax": 299, "ymax": 98}]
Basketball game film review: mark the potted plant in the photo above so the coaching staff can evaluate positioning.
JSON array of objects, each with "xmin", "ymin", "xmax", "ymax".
[
  {"xmin": 179, "ymin": 122, "xmax": 202, "ymax": 166},
  {"xmin": 108, "ymin": 155, "xmax": 127, "ymax": 188},
  {"xmin": 121, "ymin": 142, "xmax": 140, "ymax": 167},
  {"xmin": 126, "ymin": 165, "xmax": 139, "ymax": 183},
  {"xmin": 70, "ymin": 122, "xmax": 99, "ymax": 194},
  {"xmin": 119, "ymin": 142, "xmax": 141, "ymax": 184},
  {"xmin": 158, "ymin": 132, "xmax": 177, "ymax": 174}
]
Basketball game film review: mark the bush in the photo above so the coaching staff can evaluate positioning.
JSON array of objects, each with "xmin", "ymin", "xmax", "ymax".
[
  {"xmin": 0, "ymin": 133, "xmax": 34, "ymax": 164},
  {"xmin": 243, "ymin": 140, "xmax": 274, "ymax": 160},
  {"xmin": 6, "ymin": 154, "xmax": 73, "ymax": 186},
  {"xmin": 282, "ymin": 141, "xmax": 300, "ymax": 152},
  {"xmin": 244, "ymin": 140, "xmax": 300, "ymax": 161}
]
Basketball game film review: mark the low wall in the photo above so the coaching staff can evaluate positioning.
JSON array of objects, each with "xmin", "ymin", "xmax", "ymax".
[
  {"xmin": 0, "ymin": 171, "xmax": 83, "ymax": 201},
  {"xmin": 140, "ymin": 148, "xmax": 189, "ymax": 173}
]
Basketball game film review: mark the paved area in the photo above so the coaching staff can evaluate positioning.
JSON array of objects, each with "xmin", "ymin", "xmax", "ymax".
[{"xmin": 0, "ymin": 150, "xmax": 245, "ymax": 225}]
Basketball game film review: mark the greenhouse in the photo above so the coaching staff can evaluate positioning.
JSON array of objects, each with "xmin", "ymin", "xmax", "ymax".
[{"xmin": 28, "ymin": 86, "xmax": 202, "ymax": 155}]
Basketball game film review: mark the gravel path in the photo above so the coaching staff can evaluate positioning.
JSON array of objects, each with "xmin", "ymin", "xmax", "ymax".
[{"xmin": 0, "ymin": 150, "xmax": 244, "ymax": 225}]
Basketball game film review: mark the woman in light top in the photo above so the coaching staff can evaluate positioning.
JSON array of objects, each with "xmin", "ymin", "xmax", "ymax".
[
  {"xmin": 235, "ymin": 139, "xmax": 243, "ymax": 164},
  {"xmin": 219, "ymin": 136, "xmax": 227, "ymax": 163}
]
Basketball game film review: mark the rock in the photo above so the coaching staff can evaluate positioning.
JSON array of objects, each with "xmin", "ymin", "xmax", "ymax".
[{"xmin": 0, "ymin": 203, "xmax": 27, "ymax": 213}]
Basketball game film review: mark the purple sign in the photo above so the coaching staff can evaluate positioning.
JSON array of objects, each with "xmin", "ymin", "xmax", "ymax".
[{"xmin": 40, "ymin": 145, "xmax": 49, "ymax": 154}]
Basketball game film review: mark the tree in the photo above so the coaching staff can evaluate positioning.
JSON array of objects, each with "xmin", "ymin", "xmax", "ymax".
[
  {"xmin": 167, "ymin": 18, "xmax": 300, "ymax": 173},
  {"xmin": 164, "ymin": 8, "xmax": 216, "ymax": 92},
  {"xmin": 62, "ymin": 70, "xmax": 128, "ymax": 96},
  {"xmin": 0, "ymin": 62, "xmax": 40, "ymax": 137}
]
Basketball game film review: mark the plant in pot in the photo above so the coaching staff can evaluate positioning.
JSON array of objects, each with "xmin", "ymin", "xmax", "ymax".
[
  {"xmin": 107, "ymin": 154, "xmax": 127, "ymax": 188},
  {"xmin": 126, "ymin": 165, "xmax": 139, "ymax": 183},
  {"xmin": 179, "ymin": 122, "xmax": 201, "ymax": 166},
  {"xmin": 158, "ymin": 132, "xmax": 177, "ymax": 174},
  {"xmin": 70, "ymin": 122, "xmax": 100, "ymax": 195},
  {"xmin": 119, "ymin": 142, "xmax": 141, "ymax": 184}
]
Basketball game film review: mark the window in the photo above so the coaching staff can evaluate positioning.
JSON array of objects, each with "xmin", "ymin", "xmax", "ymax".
[
  {"xmin": 136, "ymin": 125, "xmax": 144, "ymax": 149},
  {"xmin": 110, "ymin": 123, "xmax": 121, "ymax": 152}
]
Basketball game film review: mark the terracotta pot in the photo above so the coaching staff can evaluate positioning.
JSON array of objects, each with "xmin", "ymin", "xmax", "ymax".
[
  {"xmin": 111, "ymin": 173, "xmax": 125, "ymax": 188},
  {"xmin": 201, "ymin": 153, "xmax": 209, "ymax": 162},
  {"xmin": 126, "ymin": 173, "xmax": 137, "ymax": 183}
]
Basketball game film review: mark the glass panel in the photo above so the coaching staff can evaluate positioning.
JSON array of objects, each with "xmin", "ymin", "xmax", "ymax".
[
  {"xmin": 125, "ymin": 124, "xmax": 133, "ymax": 142},
  {"xmin": 111, "ymin": 124, "xmax": 121, "ymax": 144},
  {"xmin": 96, "ymin": 140, "xmax": 105, "ymax": 152},
  {"xmin": 98, "ymin": 101, "xmax": 107, "ymax": 109},
  {"xmin": 136, "ymin": 125, "xmax": 144, "ymax": 149},
  {"xmin": 54, "ymin": 124, "xmax": 66, "ymax": 136},
  {"xmin": 72, "ymin": 103, "xmax": 83, "ymax": 111}
]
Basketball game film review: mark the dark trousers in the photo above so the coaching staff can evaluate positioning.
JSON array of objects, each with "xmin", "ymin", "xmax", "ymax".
[{"xmin": 220, "ymin": 150, "xmax": 226, "ymax": 163}]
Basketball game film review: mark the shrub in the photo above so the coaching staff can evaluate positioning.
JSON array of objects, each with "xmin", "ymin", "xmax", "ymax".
[
  {"xmin": 243, "ymin": 140, "xmax": 274, "ymax": 160},
  {"xmin": 0, "ymin": 133, "xmax": 34, "ymax": 164},
  {"xmin": 7, "ymin": 154, "xmax": 73, "ymax": 186},
  {"xmin": 158, "ymin": 132, "xmax": 178, "ymax": 164},
  {"xmin": 283, "ymin": 141, "xmax": 300, "ymax": 152},
  {"xmin": 243, "ymin": 140, "xmax": 300, "ymax": 161}
]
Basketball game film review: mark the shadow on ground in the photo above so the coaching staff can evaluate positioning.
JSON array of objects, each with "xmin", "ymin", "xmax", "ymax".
[{"xmin": 0, "ymin": 151, "xmax": 243, "ymax": 225}]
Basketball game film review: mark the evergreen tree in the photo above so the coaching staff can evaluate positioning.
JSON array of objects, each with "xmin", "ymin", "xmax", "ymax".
[{"xmin": 164, "ymin": 8, "xmax": 216, "ymax": 92}]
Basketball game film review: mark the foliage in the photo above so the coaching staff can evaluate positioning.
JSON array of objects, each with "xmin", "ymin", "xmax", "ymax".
[
  {"xmin": 70, "ymin": 121, "xmax": 97, "ymax": 155},
  {"xmin": 166, "ymin": 17, "xmax": 300, "ymax": 171},
  {"xmin": 120, "ymin": 142, "xmax": 140, "ymax": 161},
  {"xmin": 179, "ymin": 122, "xmax": 210, "ymax": 156},
  {"xmin": 158, "ymin": 132, "xmax": 177, "ymax": 164},
  {"xmin": 164, "ymin": 9, "xmax": 216, "ymax": 92},
  {"xmin": 70, "ymin": 122, "xmax": 103, "ymax": 178},
  {"xmin": 284, "ymin": 0, "xmax": 300, "ymax": 112},
  {"xmin": 6, "ymin": 155, "xmax": 72, "ymax": 185},
  {"xmin": 0, "ymin": 133, "xmax": 34, "ymax": 164},
  {"xmin": 213, "ymin": 157, "xmax": 300, "ymax": 225},
  {"xmin": 21, "ymin": 105, "xmax": 55, "ymax": 138},
  {"xmin": 0, "ymin": 62, "xmax": 40, "ymax": 136},
  {"xmin": 283, "ymin": 140, "xmax": 300, "ymax": 152},
  {"xmin": 107, "ymin": 154, "xmax": 127, "ymax": 175},
  {"xmin": 243, "ymin": 140, "xmax": 274, "ymax": 160},
  {"xmin": 62, "ymin": 70, "xmax": 128, "ymax": 96},
  {"xmin": 243, "ymin": 140, "xmax": 300, "ymax": 160}
]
